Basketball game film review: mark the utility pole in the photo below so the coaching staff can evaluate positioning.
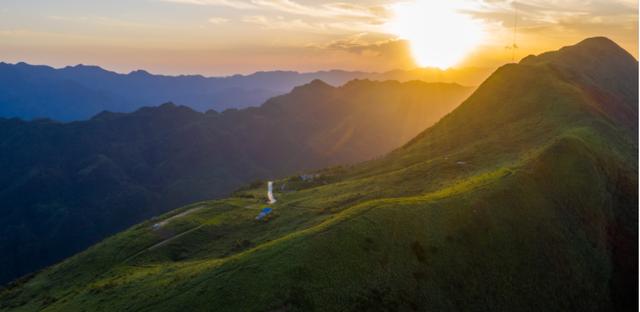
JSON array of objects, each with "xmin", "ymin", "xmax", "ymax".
[{"xmin": 510, "ymin": 0, "xmax": 519, "ymax": 62}]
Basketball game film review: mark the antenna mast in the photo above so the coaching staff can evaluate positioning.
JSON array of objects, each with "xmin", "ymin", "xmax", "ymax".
[{"xmin": 511, "ymin": 0, "xmax": 518, "ymax": 62}]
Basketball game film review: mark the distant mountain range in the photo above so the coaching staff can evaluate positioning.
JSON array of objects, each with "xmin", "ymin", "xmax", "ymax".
[
  {"xmin": 1, "ymin": 37, "xmax": 635, "ymax": 311},
  {"xmin": 0, "ymin": 61, "xmax": 492, "ymax": 121},
  {"xmin": 0, "ymin": 79, "xmax": 472, "ymax": 285}
]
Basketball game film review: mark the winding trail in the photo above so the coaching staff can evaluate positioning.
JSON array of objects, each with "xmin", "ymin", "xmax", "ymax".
[
  {"xmin": 124, "ymin": 225, "xmax": 204, "ymax": 263},
  {"xmin": 126, "ymin": 181, "xmax": 279, "ymax": 264},
  {"xmin": 153, "ymin": 207, "xmax": 203, "ymax": 229},
  {"xmin": 124, "ymin": 207, "xmax": 204, "ymax": 263},
  {"xmin": 148, "ymin": 225, "xmax": 204, "ymax": 251}
]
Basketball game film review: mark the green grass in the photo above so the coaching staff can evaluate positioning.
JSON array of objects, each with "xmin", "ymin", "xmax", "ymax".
[
  {"xmin": 1, "ymin": 122, "xmax": 634, "ymax": 311},
  {"xmin": 0, "ymin": 41, "xmax": 637, "ymax": 312}
]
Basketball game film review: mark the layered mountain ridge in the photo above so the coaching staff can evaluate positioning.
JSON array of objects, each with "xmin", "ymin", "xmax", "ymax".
[
  {"xmin": 0, "ymin": 62, "xmax": 491, "ymax": 121},
  {"xmin": 0, "ymin": 79, "xmax": 472, "ymax": 285},
  {"xmin": 0, "ymin": 37, "xmax": 637, "ymax": 311}
]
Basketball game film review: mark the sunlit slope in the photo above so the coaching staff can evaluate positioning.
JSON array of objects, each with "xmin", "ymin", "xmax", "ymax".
[
  {"xmin": 0, "ymin": 79, "xmax": 472, "ymax": 285},
  {"xmin": 1, "ymin": 37, "xmax": 637, "ymax": 311}
]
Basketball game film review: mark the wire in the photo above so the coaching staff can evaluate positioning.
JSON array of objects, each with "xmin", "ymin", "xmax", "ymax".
[{"xmin": 512, "ymin": 0, "xmax": 518, "ymax": 62}]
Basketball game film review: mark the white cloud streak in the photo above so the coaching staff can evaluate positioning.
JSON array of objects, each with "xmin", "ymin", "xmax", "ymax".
[
  {"xmin": 208, "ymin": 17, "xmax": 230, "ymax": 24},
  {"xmin": 160, "ymin": 0, "xmax": 257, "ymax": 9},
  {"xmin": 161, "ymin": 0, "xmax": 387, "ymax": 20}
]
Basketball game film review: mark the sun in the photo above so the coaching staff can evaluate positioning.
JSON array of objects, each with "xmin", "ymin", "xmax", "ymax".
[{"xmin": 386, "ymin": 0, "xmax": 485, "ymax": 69}]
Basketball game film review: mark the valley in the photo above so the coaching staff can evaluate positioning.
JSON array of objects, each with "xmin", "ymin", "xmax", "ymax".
[
  {"xmin": 0, "ymin": 79, "xmax": 473, "ymax": 285},
  {"xmin": 1, "ymin": 37, "xmax": 636, "ymax": 311}
]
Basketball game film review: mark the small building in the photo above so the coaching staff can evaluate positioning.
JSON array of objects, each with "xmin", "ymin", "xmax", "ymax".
[{"xmin": 255, "ymin": 207, "xmax": 273, "ymax": 221}]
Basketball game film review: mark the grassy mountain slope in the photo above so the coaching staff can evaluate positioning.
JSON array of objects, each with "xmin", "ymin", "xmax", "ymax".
[
  {"xmin": 1, "ymin": 37, "xmax": 636, "ymax": 311},
  {"xmin": 0, "ymin": 80, "xmax": 471, "ymax": 285}
]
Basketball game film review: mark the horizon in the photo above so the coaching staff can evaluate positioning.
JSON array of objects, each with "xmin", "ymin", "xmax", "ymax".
[
  {"xmin": 2, "ymin": 35, "xmax": 636, "ymax": 78},
  {"xmin": 0, "ymin": 1, "xmax": 637, "ymax": 310},
  {"xmin": 1, "ymin": 58, "xmax": 495, "ymax": 78},
  {"xmin": 1, "ymin": 0, "xmax": 638, "ymax": 76}
]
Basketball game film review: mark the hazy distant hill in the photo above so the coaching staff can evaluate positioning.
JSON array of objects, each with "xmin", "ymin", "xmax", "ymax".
[
  {"xmin": 0, "ymin": 79, "xmax": 472, "ymax": 285},
  {"xmin": 1, "ymin": 38, "xmax": 634, "ymax": 312},
  {"xmin": 0, "ymin": 62, "xmax": 491, "ymax": 121}
]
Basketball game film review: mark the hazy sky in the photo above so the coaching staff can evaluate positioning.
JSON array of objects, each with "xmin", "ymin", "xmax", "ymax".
[{"xmin": 1, "ymin": 0, "xmax": 637, "ymax": 75}]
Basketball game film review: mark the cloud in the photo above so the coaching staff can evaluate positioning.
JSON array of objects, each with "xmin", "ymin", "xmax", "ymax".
[
  {"xmin": 208, "ymin": 17, "xmax": 230, "ymax": 24},
  {"xmin": 251, "ymin": 0, "xmax": 320, "ymax": 16},
  {"xmin": 161, "ymin": 0, "xmax": 388, "ymax": 21},
  {"xmin": 324, "ymin": 36, "xmax": 410, "ymax": 57},
  {"xmin": 470, "ymin": 0, "xmax": 638, "ymax": 32},
  {"xmin": 162, "ymin": 0, "xmax": 637, "ymax": 36},
  {"xmin": 251, "ymin": 0, "xmax": 385, "ymax": 20},
  {"xmin": 157, "ymin": 0, "xmax": 637, "ymax": 56},
  {"xmin": 314, "ymin": 34, "xmax": 415, "ymax": 69},
  {"xmin": 48, "ymin": 15, "xmax": 160, "ymax": 29},
  {"xmin": 241, "ymin": 15, "xmax": 382, "ymax": 34},
  {"xmin": 160, "ymin": 0, "xmax": 256, "ymax": 9},
  {"xmin": 241, "ymin": 15, "xmax": 330, "ymax": 32}
]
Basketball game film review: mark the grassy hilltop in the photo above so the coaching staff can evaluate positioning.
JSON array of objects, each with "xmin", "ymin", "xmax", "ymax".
[{"xmin": 1, "ymin": 37, "xmax": 637, "ymax": 311}]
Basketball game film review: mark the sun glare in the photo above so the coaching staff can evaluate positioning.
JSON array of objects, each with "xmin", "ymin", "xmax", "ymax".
[{"xmin": 386, "ymin": 0, "xmax": 485, "ymax": 69}]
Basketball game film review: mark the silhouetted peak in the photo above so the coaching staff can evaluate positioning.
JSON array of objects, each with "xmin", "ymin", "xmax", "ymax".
[
  {"xmin": 66, "ymin": 64, "xmax": 103, "ymax": 71},
  {"xmin": 159, "ymin": 102, "xmax": 177, "ymax": 109},
  {"xmin": 72, "ymin": 64, "xmax": 100, "ymax": 69},
  {"xmin": 452, "ymin": 36, "xmax": 638, "ymax": 136},
  {"xmin": 130, "ymin": 103, "xmax": 200, "ymax": 119},
  {"xmin": 91, "ymin": 110, "xmax": 125, "ymax": 121},
  {"xmin": 520, "ymin": 36, "xmax": 635, "ymax": 67},
  {"xmin": 290, "ymin": 79, "xmax": 334, "ymax": 94},
  {"xmin": 129, "ymin": 69, "xmax": 151, "ymax": 76},
  {"xmin": 343, "ymin": 79, "xmax": 375, "ymax": 87},
  {"xmin": 343, "ymin": 79, "xmax": 411, "ymax": 90},
  {"xmin": 517, "ymin": 37, "xmax": 637, "ymax": 113},
  {"xmin": 309, "ymin": 79, "xmax": 330, "ymax": 87},
  {"xmin": 575, "ymin": 36, "xmax": 618, "ymax": 47}
]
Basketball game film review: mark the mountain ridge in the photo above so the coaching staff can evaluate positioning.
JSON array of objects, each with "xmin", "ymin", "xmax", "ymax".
[
  {"xmin": 0, "ymin": 61, "xmax": 492, "ymax": 121},
  {"xmin": 519, "ymin": 36, "xmax": 638, "ymax": 131},
  {"xmin": 0, "ymin": 79, "xmax": 473, "ymax": 285},
  {"xmin": 0, "ymin": 37, "xmax": 633, "ymax": 311}
]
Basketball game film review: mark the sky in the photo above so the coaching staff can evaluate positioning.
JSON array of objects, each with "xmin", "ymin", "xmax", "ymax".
[{"xmin": 0, "ymin": 0, "xmax": 637, "ymax": 75}]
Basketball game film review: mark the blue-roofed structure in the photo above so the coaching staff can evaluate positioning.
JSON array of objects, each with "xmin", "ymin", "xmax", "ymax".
[{"xmin": 255, "ymin": 207, "xmax": 273, "ymax": 220}]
